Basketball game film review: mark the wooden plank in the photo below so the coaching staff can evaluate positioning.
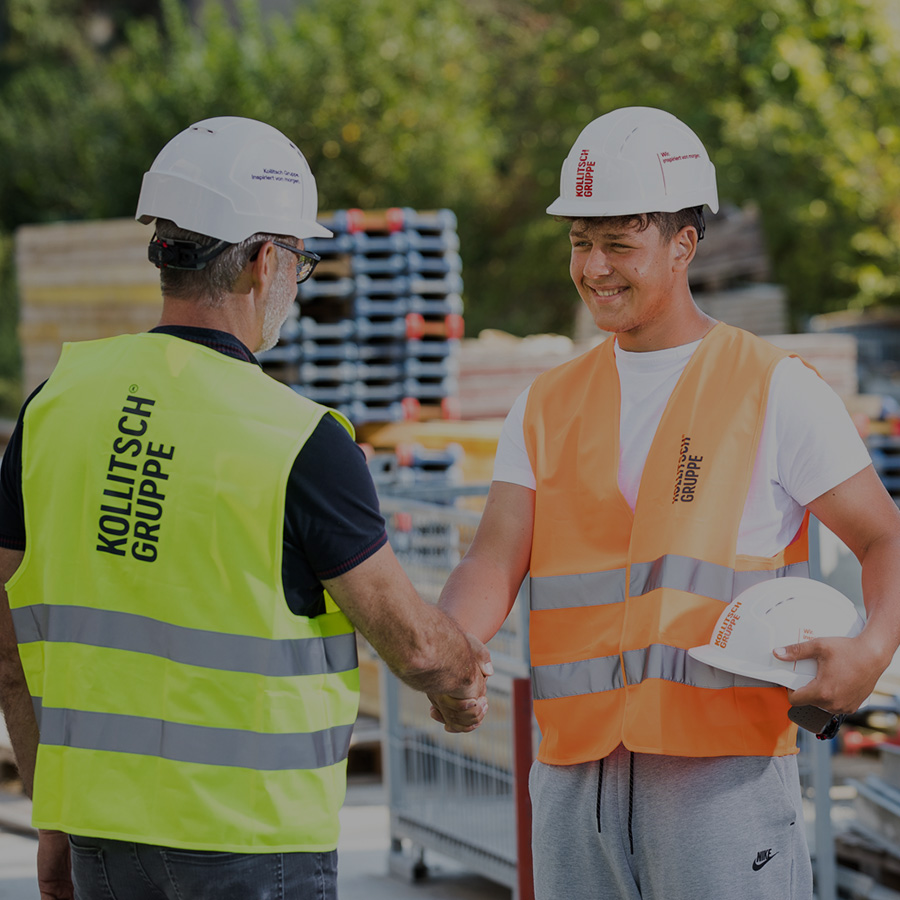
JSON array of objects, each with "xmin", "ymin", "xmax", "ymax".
[
  {"xmin": 20, "ymin": 285, "xmax": 161, "ymax": 306},
  {"xmin": 16, "ymin": 219, "xmax": 162, "ymax": 308},
  {"xmin": 19, "ymin": 299, "xmax": 162, "ymax": 392},
  {"xmin": 20, "ymin": 261, "xmax": 157, "ymax": 287},
  {"xmin": 16, "ymin": 217, "xmax": 148, "ymax": 250}
]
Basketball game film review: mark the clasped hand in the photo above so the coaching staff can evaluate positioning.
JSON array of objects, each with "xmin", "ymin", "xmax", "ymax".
[
  {"xmin": 428, "ymin": 633, "xmax": 492, "ymax": 733},
  {"xmin": 773, "ymin": 631, "xmax": 890, "ymax": 715}
]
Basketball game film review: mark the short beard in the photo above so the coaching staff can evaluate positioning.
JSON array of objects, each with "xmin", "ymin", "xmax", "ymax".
[{"xmin": 258, "ymin": 261, "xmax": 297, "ymax": 352}]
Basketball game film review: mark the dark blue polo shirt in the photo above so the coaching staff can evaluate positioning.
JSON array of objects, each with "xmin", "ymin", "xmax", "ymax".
[{"xmin": 0, "ymin": 326, "xmax": 387, "ymax": 617}]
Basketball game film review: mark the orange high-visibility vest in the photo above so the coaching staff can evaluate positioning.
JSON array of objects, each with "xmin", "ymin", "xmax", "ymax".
[{"xmin": 524, "ymin": 323, "xmax": 809, "ymax": 765}]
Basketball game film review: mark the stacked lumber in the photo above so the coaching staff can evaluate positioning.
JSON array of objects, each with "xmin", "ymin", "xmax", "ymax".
[
  {"xmin": 690, "ymin": 204, "xmax": 772, "ymax": 291},
  {"xmin": 457, "ymin": 328, "xmax": 859, "ymax": 421},
  {"xmin": 15, "ymin": 218, "xmax": 161, "ymax": 394},
  {"xmin": 768, "ymin": 331, "xmax": 859, "ymax": 399},
  {"xmin": 696, "ymin": 283, "xmax": 787, "ymax": 336},
  {"xmin": 457, "ymin": 330, "xmax": 581, "ymax": 420},
  {"xmin": 12, "ymin": 217, "xmax": 860, "ymax": 421}
]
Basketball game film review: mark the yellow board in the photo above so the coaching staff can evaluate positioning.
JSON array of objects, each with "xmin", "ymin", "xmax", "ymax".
[{"xmin": 358, "ymin": 419, "xmax": 504, "ymax": 483}]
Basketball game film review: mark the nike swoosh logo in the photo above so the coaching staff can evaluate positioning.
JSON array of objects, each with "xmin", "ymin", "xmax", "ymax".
[{"xmin": 752, "ymin": 850, "xmax": 779, "ymax": 871}]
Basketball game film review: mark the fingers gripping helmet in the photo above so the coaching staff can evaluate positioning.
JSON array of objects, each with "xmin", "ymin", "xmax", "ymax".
[
  {"xmin": 546, "ymin": 106, "xmax": 719, "ymax": 219},
  {"xmin": 687, "ymin": 577, "xmax": 865, "ymax": 690},
  {"xmin": 135, "ymin": 116, "xmax": 332, "ymax": 242}
]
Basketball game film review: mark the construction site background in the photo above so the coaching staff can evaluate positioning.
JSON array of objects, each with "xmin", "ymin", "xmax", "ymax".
[{"xmin": 2, "ymin": 207, "xmax": 900, "ymax": 899}]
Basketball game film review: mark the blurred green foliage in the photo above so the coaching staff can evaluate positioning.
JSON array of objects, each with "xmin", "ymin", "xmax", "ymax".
[{"xmin": 1, "ymin": 0, "xmax": 899, "ymax": 394}]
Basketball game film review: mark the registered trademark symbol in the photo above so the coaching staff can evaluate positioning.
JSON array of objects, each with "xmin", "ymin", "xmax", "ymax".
[{"xmin": 129, "ymin": 384, "xmax": 139, "ymax": 393}]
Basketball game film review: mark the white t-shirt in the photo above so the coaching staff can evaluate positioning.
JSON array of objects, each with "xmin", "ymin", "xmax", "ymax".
[{"xmin": 493, "ymin": 338, "xmax": 873, "ymax": 558}]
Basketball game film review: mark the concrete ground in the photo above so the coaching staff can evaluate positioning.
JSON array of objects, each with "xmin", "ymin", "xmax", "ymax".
[
  {"xmin": 0, "ymin": 712, "xmax": 511, "ymax": 900},
  {"xmin": 0, "ymin": 777, "xmax": 511, "ymax": 900}
]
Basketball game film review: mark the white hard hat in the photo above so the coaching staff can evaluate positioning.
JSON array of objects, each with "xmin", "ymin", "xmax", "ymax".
[
  {"xmin": 546, "ymin": 106, "xmax": 719, "ymax": 218},
  {"xmin": 687, "ymin": 577, "xmax": 865, "ymax": 690},
  {"xmin": 135, "ymin": 116, "xmax": 332, "ymax": 242}
]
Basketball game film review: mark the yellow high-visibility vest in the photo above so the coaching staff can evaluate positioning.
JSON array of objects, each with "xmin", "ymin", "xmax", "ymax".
[
  {"xmin": 8, "ymin": 332, "xmax": 359, "ymax": 852},
  {"xmin": 524, "ymin": 323, "xmax": 809, "ymax": 764}
]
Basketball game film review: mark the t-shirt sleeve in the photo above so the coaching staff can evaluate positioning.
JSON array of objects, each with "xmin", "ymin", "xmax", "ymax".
[
  {"xmin": 285, "ymin": 412, "xmax": 388, "ymax": 580},
  {"xmin": 771, "ymin": 357, "xmax": 873, "ymax": 506},
  {"xmin": 0, "ymin": 384, "xmax": 44, "ymax": 550},
  {"xmin": 492, "ymin": 386, "xmax": 537, "ymax": 490}
]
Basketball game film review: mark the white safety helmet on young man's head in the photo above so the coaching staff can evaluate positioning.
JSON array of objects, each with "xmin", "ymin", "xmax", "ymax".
[
  {"xmin": 135, "ymin": 116, "xmax": 332, "ymax": 242},
  {"xmin": 546, "ymin": 106, "xmax": 719, "ymax": 219},
  {"xmin": 687, "ymin": 577, "xmax": 865, "ymax": 690}
]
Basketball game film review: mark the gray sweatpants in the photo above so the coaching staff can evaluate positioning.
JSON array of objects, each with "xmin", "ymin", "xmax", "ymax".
[{"xmin": 530, "ymin": 743, "xmax": 813, "ymax": 900}]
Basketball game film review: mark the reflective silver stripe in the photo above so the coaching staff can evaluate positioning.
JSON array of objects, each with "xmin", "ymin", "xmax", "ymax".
[
  {"xmin": 533, "ymin": 644, "xmax": 770, "ymax": 700},
  {"xmin": 32, "ymin": 695, "xmax": 42, "ymax": 730},
  {"xmin": 622, "ymin": 644, "xmax": 771, "ymax": 690},
  {"xmin": 529, "ymin": 569, "xmax": 626, "ymax": 611},
  {"xmin": 733, "ymin": 562, "xmax": 809, "ymax": 596},
  {"xmin": 630, "ymin": 556, "xmax": 810, "ymax": 603},
  {"xmin": 531, "ymin": 654, "xmax": 623, "ymax": 700},
  {"xmin": 39, "ymin": 706, "xmax": 353, "ymax": 771},
  {"xmin": 10, "ymin": 605, "xmax": 357, "ymax": 678},
  {"xmin": 630, "ymin": 555, "xmax": 734, "ymax": 602},
  {"xmin": 531, "ymin": 559, "xmax": 809, "ymax": 611}
]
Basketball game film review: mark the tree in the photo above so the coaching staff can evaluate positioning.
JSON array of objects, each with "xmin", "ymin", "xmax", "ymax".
[
  {"xmin": 1, "ymin": 0, "xmax": 900, "ymax": 371},
  {"xmin": 0, "ymin": 0, "xmax": 503, "ymax": 412},
  {"xmin": 461, "ymin": 0, "xmax": 900, "ymax": 331}
]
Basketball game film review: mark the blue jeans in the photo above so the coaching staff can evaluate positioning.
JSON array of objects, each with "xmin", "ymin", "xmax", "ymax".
[{"xmin": 69, "ymin": 834, "xmax": 338, "ymax": 899}]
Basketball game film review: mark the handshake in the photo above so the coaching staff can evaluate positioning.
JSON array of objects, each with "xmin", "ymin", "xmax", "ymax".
[{"xmin": 426, "ymin": 632, "xmax": 493, "ymax": 734}]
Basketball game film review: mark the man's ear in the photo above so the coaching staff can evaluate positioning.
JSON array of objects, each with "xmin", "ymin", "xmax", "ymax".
[
  {"xmin": 672, "ymin": 225, "xmax": 699, "ymax": 270},
  {"xmin": 249, "ymin": 240, "xmax": 279, "ymax": 290}
]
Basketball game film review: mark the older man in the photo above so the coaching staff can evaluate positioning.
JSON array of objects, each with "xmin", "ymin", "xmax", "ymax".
[{"xmin": 0, "ymin": 116, "xmax": 488, "ymax": 900}]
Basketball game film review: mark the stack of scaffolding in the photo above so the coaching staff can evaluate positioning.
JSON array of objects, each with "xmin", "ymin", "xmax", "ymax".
[
  {"xmin": 260, "ymin": 207, "xmax": 464, "ymax": 427},
  {"xmin": 868, "ymin": 434, "xmax": 900, "ymax": 500},
  {"xmin": 369, "ymin": 442, "xmax": 465, "ymax": 589}
]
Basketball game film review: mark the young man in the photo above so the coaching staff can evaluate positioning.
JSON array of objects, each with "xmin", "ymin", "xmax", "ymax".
[
  {"xmin": 434, "ymin": 107, "xmax": 900, "ymax": 899},
  {"xmin": 0, "ymin": 116, "xmax": 488, "ymax": 900}
]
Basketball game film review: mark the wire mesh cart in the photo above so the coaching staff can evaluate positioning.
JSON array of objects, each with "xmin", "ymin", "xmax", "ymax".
[{"xmin": 378, "ymin": 492, "xmax": 536, "ymax": 899}]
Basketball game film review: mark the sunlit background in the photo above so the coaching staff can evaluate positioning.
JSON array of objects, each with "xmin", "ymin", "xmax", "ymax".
[{"xmin": 1, "ymin": 0, "xmax": 900, "ymax": 415}]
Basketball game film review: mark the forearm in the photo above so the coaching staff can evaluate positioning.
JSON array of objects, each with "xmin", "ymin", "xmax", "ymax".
[
  {"xmin": 0, "ymin": 652, "xmax": 38, "ymax": 797},
  {"xmin": 372, "ymin": 601, "xmax": 482, "ymax": 697},
  {"xmin": 0, "ymin": 549, "xmax": 34, "ymax": 796},
  {"xmin": 323, "ymin": 543, "xmax": 485, "ymax": 699},
  {"xmin": 792, "ymin": 473, "xmax": 900, "ymax": 713},
  {"xmin": 438, "ymin": 555, "xmax": 521, "ymax": 644},
  {"xmin": 857, "ymin": 531, "xmax": 900, "ymax": 669},
  {"xmin": 438, "ymin": 480, "xmax": 533, "ymax": 643}
]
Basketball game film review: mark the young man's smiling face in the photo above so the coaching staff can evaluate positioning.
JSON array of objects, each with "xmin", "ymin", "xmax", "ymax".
[{"xmin": 568, "ymin": 217, "xmax": 694, "ymax": 351}]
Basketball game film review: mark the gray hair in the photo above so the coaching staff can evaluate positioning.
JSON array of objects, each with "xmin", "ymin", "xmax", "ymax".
[{"xmin": 153, "ymin": 219, "xmax": 291, "ymax": 306}]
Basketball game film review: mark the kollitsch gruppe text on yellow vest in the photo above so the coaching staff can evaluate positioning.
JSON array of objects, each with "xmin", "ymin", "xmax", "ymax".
[{"xmin": 7, "ymin": 332, "xmax": 359, "ymax": 852}]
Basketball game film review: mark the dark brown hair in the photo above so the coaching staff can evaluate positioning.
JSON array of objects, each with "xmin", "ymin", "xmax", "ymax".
[{"xmin": 562, "ymin": 207, "xmax": 704, "ymax": 242}]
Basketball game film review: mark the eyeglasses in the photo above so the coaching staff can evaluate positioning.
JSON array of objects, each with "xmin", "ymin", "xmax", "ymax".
[{"xmin": 250, "ymin": 240, "xmax": 321, "ymax": 284}]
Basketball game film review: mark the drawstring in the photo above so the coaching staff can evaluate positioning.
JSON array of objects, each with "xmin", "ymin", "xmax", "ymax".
[
  {"xmin": 596, "ymin": 756, "xmax": 604, "ymax": 832},
  {"xmin": 628, "ymin": 751, "xmax": 635, "ymax": 855}
]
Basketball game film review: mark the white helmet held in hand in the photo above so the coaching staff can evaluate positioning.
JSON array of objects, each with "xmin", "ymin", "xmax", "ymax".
[
  {"xmin": 135, "ymin": 116, "xmax": 332, "ymax": 242},
  {"xmin": 546, "ymin": 106, "xmax": 719, "ymax": 219},
  {"xmin": 687, "ymin": 577, "xmax": 865, "ymax": 690}
]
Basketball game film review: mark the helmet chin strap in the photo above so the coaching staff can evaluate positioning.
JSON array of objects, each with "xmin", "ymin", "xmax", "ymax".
[
  {"xmin": 148, "ymin": 233, "xmax": 232, "ymax": 270},
  {"xmin": 693, "ymin": 206, "xmax": 707, "ymax": 241}
]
